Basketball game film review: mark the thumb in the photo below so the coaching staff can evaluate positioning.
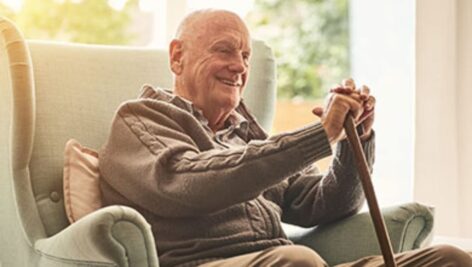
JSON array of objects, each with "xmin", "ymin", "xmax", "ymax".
[{"xmin": 312, "ymin": 106, "xmax": 324, "ymax": 118}]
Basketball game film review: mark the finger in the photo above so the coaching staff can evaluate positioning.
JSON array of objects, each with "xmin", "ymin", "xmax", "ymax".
[
  {"xmin": 349, "ymin": 92, "xmax": 363, "ymax": 103},
  {"xmin": 330, "ymin": 86, "xmax": 352, "ymax": 94},
  {"xmin": 354, "ymin": 88, "xmax": 364, "ymax": 100},
  {"xmin": 360, "ymin": 85, "xmax": 370, "ymax": 101},
  {"xmin": 364, "ymin": 95, "xmax": 376, "ymax": 111},
  {"xmin": 342, "ymin": 78, "xmax": 356, "ymax": 90},
  {"xmin": 359, "ymin": 108, "xmax": 374, "ymax": 123},
  {"xmin": 330, "ymin": 84, "xmax": 343, "ymax": 91},
  {"xmin": 312, "ymin": 106, "xmax": 324, "ymax": 117},
  {"xmin": 330, "ymin": 86, "xmax": 343, "ymax": 93},
  {"xmin": 333, "ymin": 93, "xmax": 363, "ymax": 119},
  {"xmin": 324, "ymin": 93, "xmax": 334, "ymax": 111}
]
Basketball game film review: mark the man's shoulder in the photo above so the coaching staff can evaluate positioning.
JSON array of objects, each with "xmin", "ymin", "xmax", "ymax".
[
  {"xmin": 109, "ymin": 95, "xmax": 203, "ymax": 142},
  {"xmin": 114, "ymin": 85, "xmax": 187, "ymax": 117},
  {"xmin": 114, "ymin": 98, "xmax": 191, "ymax": 122},
  {"xmin": 138, "ymin": 84, "xmax": 174, "ymax": 102}
]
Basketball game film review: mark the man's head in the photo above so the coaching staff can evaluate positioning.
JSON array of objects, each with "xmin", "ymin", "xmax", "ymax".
[{"xmin": 169, "ymin": 9, "xmax": 251, "ymax": 118}]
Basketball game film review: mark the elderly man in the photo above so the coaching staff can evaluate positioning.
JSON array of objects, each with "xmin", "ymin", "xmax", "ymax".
[{"xmin": 99, "ymin": 9, "xmax": 471, "ymax": 267}]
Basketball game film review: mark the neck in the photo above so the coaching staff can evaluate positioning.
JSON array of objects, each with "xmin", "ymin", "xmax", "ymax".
[
  {"xmin": 201, "ymin": 106, "xmax": 232, "ymax": 133},
  {"xmin": 174, "ymin": 84, "xmax": 232, "ymax": 133}
]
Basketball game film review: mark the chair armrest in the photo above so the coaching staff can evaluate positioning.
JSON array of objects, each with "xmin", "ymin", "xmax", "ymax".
[
  {"xmin": 286, "ymin": 202, "xmax": 434, "ymax": 266},
  {"xmin": 34, "ymin": 205, "xmax": 159, "ymax": 267}
]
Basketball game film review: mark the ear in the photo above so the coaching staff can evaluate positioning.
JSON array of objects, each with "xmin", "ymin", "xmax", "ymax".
[{"xmin": 169, "ymin": 39, "xmax": 184, "ymax": 75}]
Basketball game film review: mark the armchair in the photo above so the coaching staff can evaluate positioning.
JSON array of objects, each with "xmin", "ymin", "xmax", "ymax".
[{"xmin": 0, "ymin": 16, "xmax": 433, "ymax": 266}]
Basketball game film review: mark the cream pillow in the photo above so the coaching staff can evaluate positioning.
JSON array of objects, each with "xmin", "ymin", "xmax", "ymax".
[{"xmin": 63, "ymin": 139, "xmax": 102, "ymax": 223}]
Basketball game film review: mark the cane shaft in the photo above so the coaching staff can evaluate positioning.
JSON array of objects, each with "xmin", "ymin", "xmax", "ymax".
[{"xmin": 343, "ymin": 115, "xmax": 397, "ymax": 267}]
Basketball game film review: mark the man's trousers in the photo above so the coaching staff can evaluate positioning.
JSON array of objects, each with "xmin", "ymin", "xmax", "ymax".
[{"xmin": 198, "ymin": 244, "xmax": 472, "ymax": 267}]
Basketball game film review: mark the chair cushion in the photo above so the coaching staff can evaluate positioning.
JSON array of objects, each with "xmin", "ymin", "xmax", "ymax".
[{"xmin": 63, "ymin": 139, "xmax": 102, "ymax": 223}]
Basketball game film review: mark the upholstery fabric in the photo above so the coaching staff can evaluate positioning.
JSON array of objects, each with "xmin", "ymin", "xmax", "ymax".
[
  {"xmin": 63, "ymin": 139, "xmax": 101, "ymax": 223},
  {"xmin": 0, "ymin": 16, "xmax": 44, "ymax": 267},
  {"xmin": 287, "ymin": 202, "xmax": 434, "ymax": 266},
  {"xmin": 34, "ymin": 205, "xmax": 159, "ymax": 266}
]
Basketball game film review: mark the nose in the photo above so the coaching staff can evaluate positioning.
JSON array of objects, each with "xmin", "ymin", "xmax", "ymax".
[{"xmin": 228, "ymin": 55, "xmax": 248, "ymax": 74}]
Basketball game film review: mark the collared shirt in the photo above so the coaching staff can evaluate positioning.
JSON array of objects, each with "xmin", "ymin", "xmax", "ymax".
[{"xmin": 141, "ymin": 86, "xmax": 250, "ymax": 149}]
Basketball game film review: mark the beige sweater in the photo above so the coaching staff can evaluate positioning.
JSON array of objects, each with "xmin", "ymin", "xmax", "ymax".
[{"xmin": 99, "ymin": 85, "xmax": 375, "ymax": 267}]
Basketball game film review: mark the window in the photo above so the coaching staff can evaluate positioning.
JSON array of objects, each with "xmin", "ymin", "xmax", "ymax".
[
  {"xmin": 350, "ymin": 0, "xmax": 415, "ymax": 207},
  {"xmin": 247, "ymin": 0, "xmax": 350, "ymax": 171},
  {"xmin": 0, "ymin": 0, "xmax": 147, "ymax": 45}
]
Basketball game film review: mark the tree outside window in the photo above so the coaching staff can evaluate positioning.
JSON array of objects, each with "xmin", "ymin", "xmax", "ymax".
[
  {"xmin": 246, "ymin": 0, "xmax": 349, "ymax": 170},
  {"xmin": 247, "ymin": 0, "xmax": 350, "ymax": 101},
  {"xmin": 0, "ymin": 0, "xmax": 139, "ymax": 45}
]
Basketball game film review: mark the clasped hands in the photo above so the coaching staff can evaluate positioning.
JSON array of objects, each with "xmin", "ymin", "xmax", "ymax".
[{"xmin": 313, "ymin": 78, "xmax": 375, "ymax": 144}]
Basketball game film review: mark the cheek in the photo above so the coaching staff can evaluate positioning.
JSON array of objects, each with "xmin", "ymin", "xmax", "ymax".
[
  {"xmin": 240, "ymin": 74, "xmax": 248, "ymax": 93},
  {"xmin": 197, "ymin": 54, "xmax": 216, "ymax": 71},
  {"xmin": 242, "ymin": 72, "xmax": 248, "ymax": 85}
]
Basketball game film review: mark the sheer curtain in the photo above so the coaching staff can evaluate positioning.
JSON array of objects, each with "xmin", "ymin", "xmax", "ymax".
[
  {"xmin": 350, "ymin": 0, "xmax": 416, "ymax": 208},
  {"xmin": 351, "ymin": 0, "xmax": 472, "ymax": 239},
  {"xmin": 415, "ymin": 0, "xmax": 472, "ymax": 239}
]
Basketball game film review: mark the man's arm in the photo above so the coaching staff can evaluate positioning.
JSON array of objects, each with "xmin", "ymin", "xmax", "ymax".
[
  {"xmin": 99, "ymin": 99, "xmax": 332, "ymax": 218},
  {"xmin": 264, "ymin": 133, "xmax": 375, "ymax": 227},
  {"xmin": 274, "ymin": 78, "xmax": 376, "ymax": 226}
]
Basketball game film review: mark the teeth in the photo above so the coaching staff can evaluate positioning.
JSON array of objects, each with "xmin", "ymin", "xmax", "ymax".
[
  {"xmin": 221, "ymin": 79, "xmax": 238, "ymax": 86},
  {"xmin": 223, "ymin": 80, "xmax": 235, "ymax": 86}
]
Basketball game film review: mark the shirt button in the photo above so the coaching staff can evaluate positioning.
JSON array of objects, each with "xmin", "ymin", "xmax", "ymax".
[{"xmin": 50, "ymin": 191, "xmax": 61, "ymax": 203}]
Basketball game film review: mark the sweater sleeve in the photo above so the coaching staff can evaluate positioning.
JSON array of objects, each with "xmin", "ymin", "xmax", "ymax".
[
  {"xmin": 99, "ymin": 99, "xmax": 332, "ymax": 218},
  {"xmin": 264, "ymin": 132, "xmax": 375, "ymax": 227}
]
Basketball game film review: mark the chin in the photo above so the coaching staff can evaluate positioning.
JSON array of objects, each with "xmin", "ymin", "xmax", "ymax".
[{"xmin": 219, "ymin": 97, "xmax": 240, "ymax": 111}]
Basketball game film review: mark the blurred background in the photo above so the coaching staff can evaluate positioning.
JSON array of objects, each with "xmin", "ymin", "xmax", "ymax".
[
  {"xmin": 1, "ymin": 0, "xmax": 471, "ymax": 242},
  {"xmin": 0, "ymin": 0, "xmax": 348, "ymax": 170}
]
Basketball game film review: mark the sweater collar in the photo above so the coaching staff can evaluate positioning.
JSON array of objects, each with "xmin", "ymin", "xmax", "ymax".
[{"xmin": 138, "ymin": 85, "xmax": 250, "ymax": 137}]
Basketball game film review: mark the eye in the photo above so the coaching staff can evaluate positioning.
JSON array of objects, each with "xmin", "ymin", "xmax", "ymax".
[
  {"xmin": 242, "ymin": 53, "xmax": 250, "ymax": 64},
  {"xmin": 217, "ymin": 47, "xmax": 231, "ymax": 54}
]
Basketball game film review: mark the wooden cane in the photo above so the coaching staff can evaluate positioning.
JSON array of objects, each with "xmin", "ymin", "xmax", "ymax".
[{"xmin": 343, "ymin": 114, "xmax": 397, "ymax": 267}]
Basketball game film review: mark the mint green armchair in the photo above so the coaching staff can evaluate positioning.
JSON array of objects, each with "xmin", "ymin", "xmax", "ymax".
[{"xmin": 0, "ymin": 16, "xmax": 433, "ymax": 266}]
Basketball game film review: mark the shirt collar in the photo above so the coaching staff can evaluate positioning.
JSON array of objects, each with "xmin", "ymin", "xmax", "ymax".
[
  {"xmin": 139, "ymin": 85, "xmax": 249, "ymax": 137},
  {"xmin": 225, "ymin": 110, "xmax": 249, "ymax": 137}
]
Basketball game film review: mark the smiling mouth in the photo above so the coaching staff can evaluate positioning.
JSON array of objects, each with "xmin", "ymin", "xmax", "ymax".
[{"xmin": 218, "ymin": 78, "xmax": 241, "ymax": 87}]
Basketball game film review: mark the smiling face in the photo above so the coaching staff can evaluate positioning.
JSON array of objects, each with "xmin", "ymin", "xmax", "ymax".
[{"xmin": 170, "ymin": 10, "xmax": 252, "ymax": 119}]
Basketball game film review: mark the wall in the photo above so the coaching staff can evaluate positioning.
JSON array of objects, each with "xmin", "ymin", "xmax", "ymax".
[
  {"xmin": 415, "ymin": 0, "xmax": 472, "ymax": 238},
  {"xmin": 456, "ymin": 0, "xmax": 472, "ymax": 238}
]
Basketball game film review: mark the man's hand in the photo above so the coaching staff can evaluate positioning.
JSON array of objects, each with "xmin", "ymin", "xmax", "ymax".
[
  {"xmin": 312, "ymin": 78, "xmax": 376, "ymax": 143},
  {"xmin": 332, "ymin": 79, "xmax": 375, "ymax": 140}
]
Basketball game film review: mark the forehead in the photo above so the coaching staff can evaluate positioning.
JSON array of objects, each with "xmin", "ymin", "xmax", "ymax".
[{"xmin": 193, "ymin": 13, "xmax": 251, "ymax": 50}]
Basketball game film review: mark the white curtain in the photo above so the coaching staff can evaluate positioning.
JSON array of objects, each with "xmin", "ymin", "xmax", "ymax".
[
  {"xmin": 415, "ymin": 0, "xmax": 472, "ymax": 238},
  {"xmin": 352, "ymin": 0, "xmax": 472, "ymax": 239},
  {"xmin": 350, "ymin": 0, "xmax": 416, "ymax": 207}
]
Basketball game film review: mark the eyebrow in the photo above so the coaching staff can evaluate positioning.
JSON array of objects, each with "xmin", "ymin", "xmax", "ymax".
[
  {"xmin": 211, "ymin": 40, "xmax": 237, "ymax": 48},
  {"xmin": 210, "ymin": 39, "xmax": 251, "ymax": 53}
]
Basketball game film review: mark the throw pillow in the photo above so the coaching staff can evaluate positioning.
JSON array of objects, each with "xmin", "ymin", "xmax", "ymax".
[{"xmin": 63, "ymin": 139, "xmax": 102, "ymax": 223}]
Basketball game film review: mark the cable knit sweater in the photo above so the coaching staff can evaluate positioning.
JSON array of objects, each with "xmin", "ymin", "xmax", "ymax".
[{"xmin": 98, "ymin": 85, "xmax": 375, "ymax": 267}]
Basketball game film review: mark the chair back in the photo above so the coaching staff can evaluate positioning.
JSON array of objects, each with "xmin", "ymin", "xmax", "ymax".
[{"xmin": 0, "ymin": 16, "xmax": 276, "ymax": 242}]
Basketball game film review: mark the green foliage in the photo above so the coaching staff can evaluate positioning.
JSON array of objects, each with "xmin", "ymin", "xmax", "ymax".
[
  {"xmin": 1, "ymin": 0, "xmax": 138, "ymax": 45},
  {"xmin": 246, "ymin": 0, "xmax": 350, "ymax": 99}
]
